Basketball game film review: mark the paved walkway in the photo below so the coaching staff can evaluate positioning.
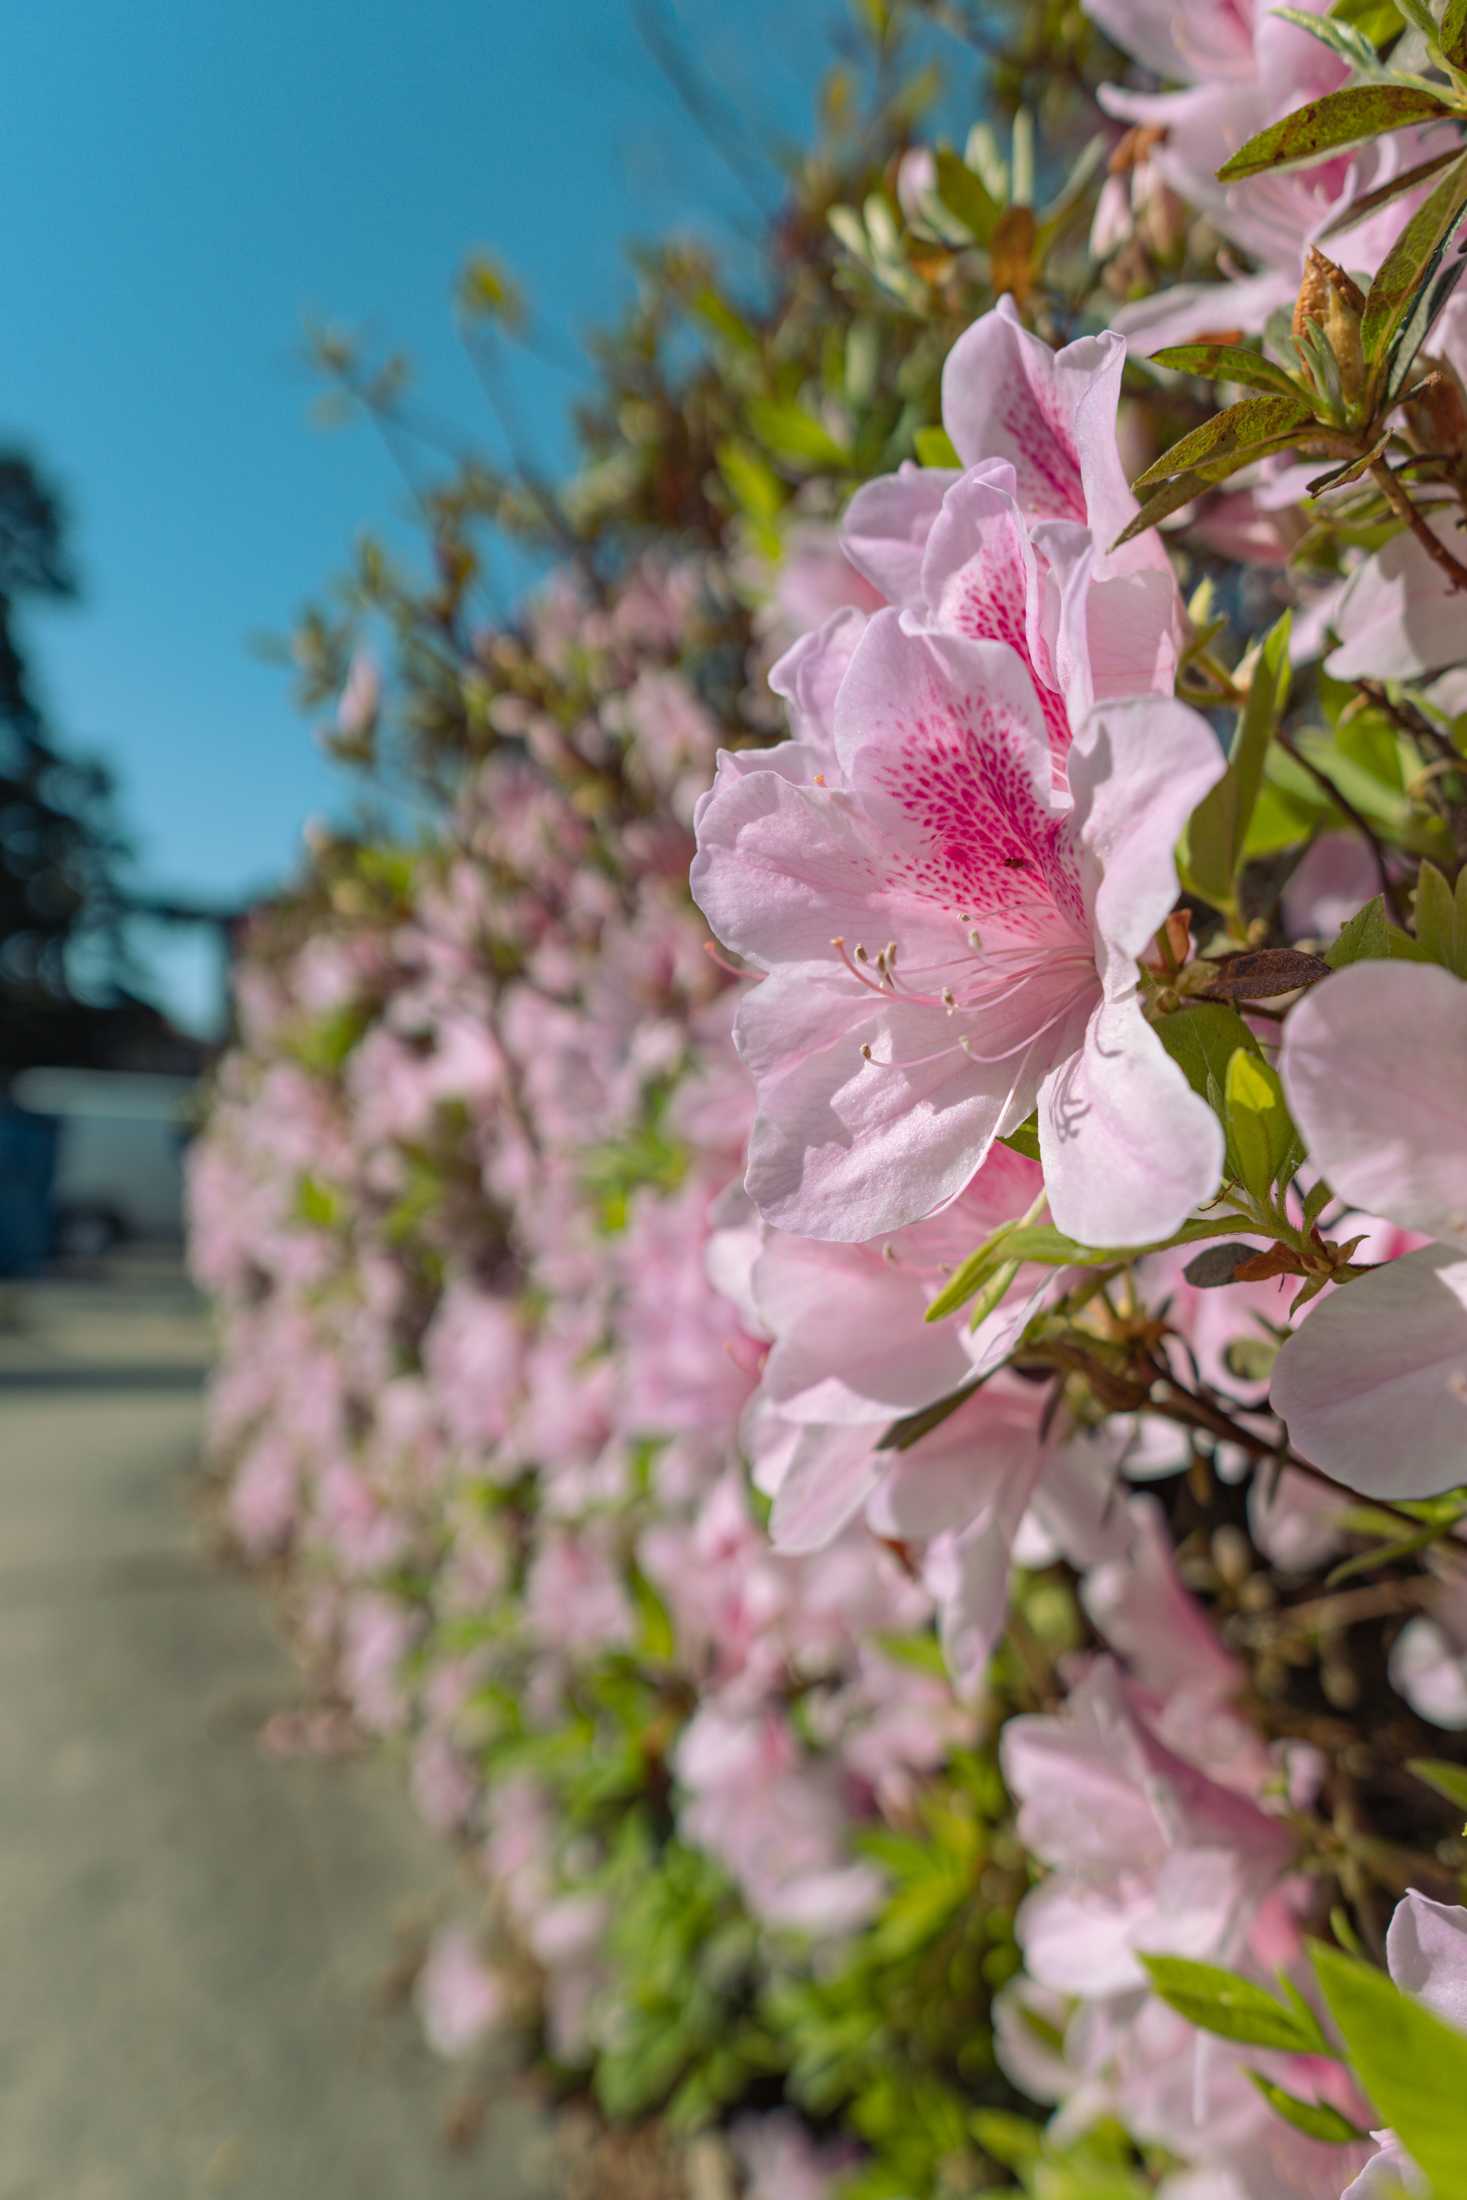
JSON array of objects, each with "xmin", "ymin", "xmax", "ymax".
[{"xmin": 0, "ymin": 1259, "xmax": 558, "ymax": 2200}]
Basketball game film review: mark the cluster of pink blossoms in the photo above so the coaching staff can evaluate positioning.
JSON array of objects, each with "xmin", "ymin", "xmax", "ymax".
[{"xmin": 190, "ymin": 0, "xmax": 1467, "ymax": 2180}]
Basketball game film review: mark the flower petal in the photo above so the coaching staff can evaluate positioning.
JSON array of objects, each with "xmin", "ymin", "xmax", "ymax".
[
  {"xmin": 1038, "ymin": 995, "xmax": 1224, "ymax": 1247},
  {"xmin": 1271, "ymin": 1247, "xmax": 1467, "ymax": 1498},
  {"xmin": 1281, "ymin": 962, "xmax": 1467, "ymax": 1247}
]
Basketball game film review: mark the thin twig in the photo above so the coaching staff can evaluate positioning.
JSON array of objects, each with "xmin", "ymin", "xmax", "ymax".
[
  {"xmin": 1369, "ymin": 458, "xmax": 1467, "ymax": 594},
  {"xmin": 1276, "ymin": 731, "xmax": 1407, "ymax": 924}
]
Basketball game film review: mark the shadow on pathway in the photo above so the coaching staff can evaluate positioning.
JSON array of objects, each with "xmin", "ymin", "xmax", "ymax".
[{"xmin": 0, "ymin": 1257, "xmax": 560, "ymax": 2200}]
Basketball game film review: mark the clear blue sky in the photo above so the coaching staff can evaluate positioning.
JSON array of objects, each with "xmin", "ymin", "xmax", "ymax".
[{"xmin": 5, "ymin": 0, "xmax": 864, "ymax": 1030}]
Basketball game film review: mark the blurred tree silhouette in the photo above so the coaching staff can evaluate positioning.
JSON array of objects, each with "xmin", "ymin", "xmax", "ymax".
[
  {"xmin": 0, "ymin": 454, "xmax": 191, "ymax": 1073},
  {"xmin": 0, "ymin": 455, "xmax": 126, "ymax": 993}
]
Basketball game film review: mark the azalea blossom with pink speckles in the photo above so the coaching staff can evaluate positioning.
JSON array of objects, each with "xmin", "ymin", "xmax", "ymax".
[{"xmin": 694, "ymin": 612, "xmax": 1224, "ymax": 1247}]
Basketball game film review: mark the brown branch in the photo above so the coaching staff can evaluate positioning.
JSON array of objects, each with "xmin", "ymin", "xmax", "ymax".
[
  {"xmin": 1370, "ymin": 457, "xmax": 1467, "ymax": 594},
  {"xmin": 1276, "ymin": 731, "xmax": 1407, "ymax": 925}
]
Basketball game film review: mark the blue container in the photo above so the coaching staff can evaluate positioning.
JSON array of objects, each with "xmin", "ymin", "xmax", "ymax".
[{"xmin": 0, "ymin": 1106, "xmax": 60, "ymax": 1276}]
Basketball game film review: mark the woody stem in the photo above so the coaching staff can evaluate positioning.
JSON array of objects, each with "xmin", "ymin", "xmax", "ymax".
[{"xmin": 1369, "ymin": 457, "xmax": 1467, "ymax": 594}]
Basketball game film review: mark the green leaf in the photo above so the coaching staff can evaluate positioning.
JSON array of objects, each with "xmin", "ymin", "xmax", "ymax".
[
  {"xmin": 1245, "ymin": 2069, "xmax": 1366, "ymax": 2144},
  {"xmin": 1311, "ymin": 1940, "xmax": 1467, "ymax": 2186},
  {"xmin": 1218, "ymin": 85, "xmax": 1449, "ymax": 181},
  {"xmin": 877, "ymin": 1381, "xmax": 983, "ymax": 1451},
  {"xmin": 914, "ymin": 424, "xmax": 960, "ymax": 468},
  {"xmin": 1113, "ymin": 470, "xmax": 1214, "ymax": 546},
  {"xmin": 1149, "ymin": 344, "xmax": 1303, "ymax": 397},
  {"xmin": 1322, "ymin": 144, "xmax": 1466, "ymax": 238},
  {"xmin": 1225, "ymin": 1047, "xmax": 1299, "ymax": 1198},
  {"xmin": 746, "ymin": 395, "xmax": 852, "ymax": 471},
  {"xmin": 294, "ymin": 1172, "xmax": 343, "ymax": 1231},
  {"xmin": 924, "ymin": 1223, "xmax": 1020, "ymax": 1322},
  {"xmin": 716, "ymin": 439, "xmax": 784, "ymax": 530},
  {"xmin": 999, "ymin": 1214, "xmax": 1248, "ymax": 1268},
  {"xmin": 1413, "ymin": 859, "xmax": 1467, "ymax": 975},
  {"xmin": 934, "ymin": 147, "xmax": 1001, "ymax": 244},
  {"xmin": 1382, "ymin": 230, "xmax": 1467, "ymax": 406},
  {"xmin": 1141, "ymin": 1955, "xmax": 1330, "ymax": 2054},
  {"xmin": 1326, "ymin": 892, "xmax": 1436, "ymax": 966},
  {"xmin": 1329, "ymin": 0, "xmax": 1403, "ymax": 37},
  {"xmin": 1361, "ymin": 149, "xmax": 1467, "ymax": 365},
  {"xmin": 1443, "ymin": 0, "xmax": 1467, "ymax": 64},
  {"xmin": 1182, "ymin": 610, "xmax": 1293, "ymax": 912},
  {"xmin": 1272, "ymin": 6, "xmax": 1381, "ymax": 69},
  {"xmin": 689, "ymin": 284, "xmax": 760, "ymax": 355},
  {"xmin": 1409, "ymin": 1755, "xmax": 1467, "ymax": 1815},
  {"xmin": 1155, "ymin": 1002, "xmax": 1264, "ymax": 1121},
  {"xmin": 1000, "ymin": 1114, "xmax": 1041, "ymax": 1161},
  {"xmin": 1133, "ymin": 395, "xmax": 1316, "ymax": 490}
]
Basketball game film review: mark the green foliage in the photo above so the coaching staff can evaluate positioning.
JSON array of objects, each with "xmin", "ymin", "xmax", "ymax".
[
  {"xmin": 1181, "ymin": 611, "xmax": 1293, "ymax": 914},
  {"xmin": 1312, "ymin": 1940, "xmax": 1467, "ymax": 2188},
  {"xmin": 935, "ymin": 147, "xmax": 1002, "ymax": 245},
  {"xmin": 1326, "ymin": 892, "xmax": 1436, "ymax": 967},
  {"xmin": 1139, "ymin": 1955, "xmax": 1330, "ymax": 2054},
  {"xmin": 1223, "ymin": 1048, "xmax": 1301, "ymax": 1202},
  {"xmin": 1132, "ymin": 396, "xmax": 1317, "ymax": 490},
  {"xmin": 1360, "ymin": 149, "xmax": 1467, "ymax": 364},
  {"xmin": 1217, "ymin": 85, "xmax": 1450, "ymax": 182},
  {"xmin": 1413, "ymin": 861, "xmax": 1467, "ymax": 974},
  {"xmin": 1410, "ymin": 1755, "xmax": 1467, "ymax": 1817},
  {"xmin": 1149, "ymin": 344, "xmax": 1303, "ymax": 398}
]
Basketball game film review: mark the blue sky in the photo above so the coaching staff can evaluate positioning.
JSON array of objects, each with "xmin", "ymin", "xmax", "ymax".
[{"xmin": 5, "ymin": 0, "xmax": 859, "ymax": 1029}]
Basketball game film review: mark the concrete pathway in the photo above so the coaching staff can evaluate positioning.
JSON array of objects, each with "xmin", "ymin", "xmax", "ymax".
[{"xmin": 0, "ymin": 1259, "xmax": 559, "ymax": 2200}]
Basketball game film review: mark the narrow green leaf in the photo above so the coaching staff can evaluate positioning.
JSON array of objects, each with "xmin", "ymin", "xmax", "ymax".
[
  {"xmin": 1383, "ymin": 230, "xmax": 1467, "ymax": 405},
  {"xmin": 1311, "ymin": 1941, "xmax": 1467, "ymax": 2186},
  {"xmin": 1326, "ymin": 893, "xmax": 1436, "ymax": 967},
  {"xmin": 914, "ymin": 423, "xmax": 961, "ymax": 468},
  {"xmin": 1322, "ymin": 144, "xmax": 1464, "ymax": 238},
  {"xmin": 1142, "ymin": 1955, "xmax": 1330, "ymax": 2054},
  {"xmin": 1149, "ymin": 344, "xmax": 1303, "ymax": 397},
  {"xmin": 689, "ymin": 284, "xmax": 760, "ymax": 356},
  {"xmin": 1218, "ymin": 84, "xmax": 1448, "ymax": 182},
  {"xmin": 1413, "ymin": 859, "xmax": 1467, "ymax": 974},
  {"xmin": 1271, "ymin": 6, "xmax": 1380, "ymax": 69},
  {"xmin": 998, "ymin": 1214, "xmax": 1247, "ymax": 1268},
  {"xmin": 1000, "ymin": 1114, "xmax": 1041, "ymax": 1161},
  {"xmin": 1409, "ymin": 1755, "xmax": 1467, "ymax": 1815},
  {"xmin": 1362, "ymin": 149, "xmax": 1467, "ymax": 363},
  {"xmin": 1182, "ymin": 610, "xmax": 1293, "ymax": 911},
  {"xmin": 1246, "ymin": 2069, "xmax": 1367, "ymax": 2143},
  {"xmin": 746, "ymin": 395, "xmax": 851, "ymax": 471},
  {"xmin": 1113, "ymin": 469, "xmax": 1215, "ymax": 546},
  {"xmin": 716, "ymin": 439, "xmax": 784, "ymax": 527},
  {"xmin": 934, "ymin": 147, "xmax": 1000, "ymax": 244},
  {"xmin": 1443, "ymin": 0, "xmax": 1467, "ymax": 63},
  {"xmin": 1329, "ymin": 0, "xmax": 1402, "ymax": 37},
  {"xmin": 1155, "ymin": 1002, "xmax": 1263, "ymax": 1122},
  {"xmin": 1225, "ymin": 1047, "xmax": 1298, "ymax": 1199},
  {"xmin": 924, "ymin": 1224, "xmax": 1018, "ymax": 1322},
  {"xmin": 1133, "ymin": 396, "xmax": 1315, "ymax": 490},
  {"xmin": 877, "ymin": 1381, "xmax": 982, "ymax": 1452}
]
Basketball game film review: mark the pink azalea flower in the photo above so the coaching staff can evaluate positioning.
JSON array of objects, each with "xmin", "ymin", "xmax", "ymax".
[
  {"xmin": 693, "ymin": 612, "xmax": 1223, "ymax": 1247},
  {"xmin": 1272, "ymin": 962, "xmax": 1467, "ymax": 1496},
  {"xmin": 674, "ymin": 1703, "xmax": 883, "ymax": 1934},
  {"xmin": 1087, "ymin": 0, "xmax": 1436, "ymax": 352},
  {"xmin": 1001, "ymin": 1659, "xmax": 1294, "ymax": 1997},
  {"xmin": 1390, "ymin": 1601, "xmax": 1467, "ymax": 1731},
  {"xmin": 415, "ymin": 1927, "xmax": 506, "ymax": 2060}
]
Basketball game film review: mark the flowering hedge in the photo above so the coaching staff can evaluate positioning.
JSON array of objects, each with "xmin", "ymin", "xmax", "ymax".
[{"xmin": 192, "ymin": 4, "xmax": 1467, "ymax": 2194}]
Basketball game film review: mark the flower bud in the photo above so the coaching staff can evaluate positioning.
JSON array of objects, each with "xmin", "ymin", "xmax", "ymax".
[
  {"xmin": 1292, "ymin": 246, "xmax": 1366, "ymax": 409},
  {"xmin": 1406, "ymin": 365, "xmax": 1467, "ymax": 463}
]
